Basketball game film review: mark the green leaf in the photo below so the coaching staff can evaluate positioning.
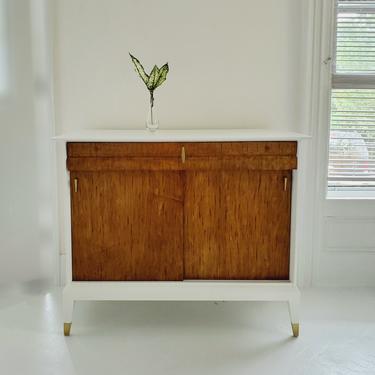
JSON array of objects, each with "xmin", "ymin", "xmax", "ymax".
[
  {"xmin": 147, "ymin": 65, "xmax": 160, "ymax": 90},
  {"xmin": 154, "ymin": 63, "xmax": 169, "ymax": 89},
  {"xmin": 129, "ymin": 53, "xmax": 149, "ymax": 85}
]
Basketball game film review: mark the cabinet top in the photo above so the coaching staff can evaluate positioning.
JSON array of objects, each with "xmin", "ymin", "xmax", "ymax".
[{"xmin": 53, "ymin": 129, "xmax": 310, "ymax": 142}]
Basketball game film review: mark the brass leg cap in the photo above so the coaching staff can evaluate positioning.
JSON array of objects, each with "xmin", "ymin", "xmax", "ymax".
[
  {"xmin": 64, "ymin": 323, "xmax": 72, "ymax": 336},
  {"xmin": 291, "ymin": 323, "xmax": 299, "ymax": 338}
]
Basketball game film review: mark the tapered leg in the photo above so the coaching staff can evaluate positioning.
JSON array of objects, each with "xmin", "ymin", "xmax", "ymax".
[
  {"xmin": 288, "ymin": 297, "xmax": 300, "ymax": 337},
  {"xmin": 63, "ymin": 287, "xmax": 75, "ymax": 336}
]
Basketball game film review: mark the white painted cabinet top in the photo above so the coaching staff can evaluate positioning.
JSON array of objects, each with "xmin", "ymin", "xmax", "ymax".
[{"xmin": 53, "ymin": 129, "xmax": 310, "ymax": 142}]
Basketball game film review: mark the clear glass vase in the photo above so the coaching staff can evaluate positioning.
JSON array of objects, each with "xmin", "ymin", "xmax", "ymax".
[{"xmin": 146, "ymin": 91, "xmax": 159, "ymax": 131}]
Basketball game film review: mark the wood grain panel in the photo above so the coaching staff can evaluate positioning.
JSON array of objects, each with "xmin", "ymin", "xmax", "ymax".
[
  {"xmin": 184, "ymin": 170, "xmax": 291, "ymax": 280},
  {"xmin": 67, "ymin": 155, "xmax": 296, "ymax": 172},
  {"xmin": 67, "ymin": 141, "xmax": 297, "ymax": 158},
  {"xmin": 184, "ymin": 156, "xmax": 296, "ymax": 171},
  {"xmin": 220, "ymin": 141, "xmax": 297, "ymax": 156},
  {"xmin": 68, "ymin": 141, "xmax": 295, "ymax": 282},
  {"xmin": 71, "ymin": 171, "xmax": 184, "ymax": 281},
  {"xmin": 183, "ymin": 143, "xmax": 223, "ymax": 156},
  {"xmin": 68, "ymin": 142, "xmax": 181, "ymax": 158},
  {"xmin": 68, "ymin": 157, "xmax": 183, "ymax": 171}
]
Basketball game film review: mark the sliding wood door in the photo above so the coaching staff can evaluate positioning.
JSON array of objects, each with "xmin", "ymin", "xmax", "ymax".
[
  {"xmin": 184, "ymin": 170, "xmax": 292, "ymax": 280},
  {"xmin": 70, "ymin": 170, "xmax": 184, "ymax": 281}
]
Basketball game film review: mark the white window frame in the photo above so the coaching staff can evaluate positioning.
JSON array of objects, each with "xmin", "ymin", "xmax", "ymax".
[{"xmin": 327, "ymin": 0, "xmax": 375, "ymax": 199}]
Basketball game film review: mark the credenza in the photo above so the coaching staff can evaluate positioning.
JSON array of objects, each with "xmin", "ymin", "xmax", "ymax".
[{"xmin": 54, "ymin": 129, "xmax": 309, "ymax": 337}]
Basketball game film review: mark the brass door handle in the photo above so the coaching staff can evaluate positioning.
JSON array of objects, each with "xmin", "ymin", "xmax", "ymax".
[
  {"xmin": 74, "ymin": 178, "xmax": 78, "ymax": 193},
  {"xmin": 283, "ymin": 176, "xmax": 288, "ymax": 191},
  {"xmin": 181, "ymin": 146, "xmax": 186, "ymax": 163}
]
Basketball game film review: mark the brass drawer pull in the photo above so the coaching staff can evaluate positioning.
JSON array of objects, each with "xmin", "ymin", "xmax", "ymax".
[{"xmin": 181, "ymin": 146, "xmax": 186, "ymax": 163}]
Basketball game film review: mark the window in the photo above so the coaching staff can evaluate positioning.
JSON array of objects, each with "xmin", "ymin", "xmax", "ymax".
[{"xmin": 328, "ymin": 0, "xmax": 375, "ymax": 195}]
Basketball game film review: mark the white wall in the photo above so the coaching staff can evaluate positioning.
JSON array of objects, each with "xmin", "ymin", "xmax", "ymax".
[
  {"xmin": 0, "ymin": 0, "xmax": 57, "ymax": 285},
  {"xmin": 54, "ymin": 0, "xmax": 308, "ymax": 133}
]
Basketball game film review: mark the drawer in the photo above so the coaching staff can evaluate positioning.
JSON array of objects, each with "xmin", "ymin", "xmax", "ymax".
[
  {"xmin": 67, "ymin": 141, "xmax": 297, "ymax": 171},
  {"xmin": 67, "ymin": 142, "xmax": 182, "ymax": 158},
  {"xmin": 67, "ymin": 157, "xmax": 183, "ymax": 171},
  {"xmin": 68, "ymin": 141, "xmax": 297, "ymax": 158},
  {"xmin": 220, "ymin": 141, "xmax": 297, "ymax": 156},
  {"xmin": 182, "ymin": 141, "xmax": 297, "ymax": 170}
]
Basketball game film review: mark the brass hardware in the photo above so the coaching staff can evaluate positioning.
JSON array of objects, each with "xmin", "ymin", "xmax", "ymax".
[
  {"xmin": 74, "ymin": 178, "xmax": 78, "ymax": 193},
  {"xmin": 64, "ymin": 322, "xmax": 72, "ymax": 336},
  {"xmin": 181, "ymin": 146, "xmax": 186, "ymax": 163},
  {"xmin": 283, "ymin": 176, "xmax": 288, "ymax": 191},
  {"xmin": 291, "ymin": 323, "xmax": 299, "ymax": 338}
]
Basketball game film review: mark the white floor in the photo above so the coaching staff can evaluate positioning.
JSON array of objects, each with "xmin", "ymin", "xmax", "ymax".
[{"xmin": 0, "ymin": 286, "xmax": 374, "ymax": 375}]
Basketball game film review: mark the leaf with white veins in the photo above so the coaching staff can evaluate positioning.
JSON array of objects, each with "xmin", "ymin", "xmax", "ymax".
[
  {"xmin": 129, "ymin": 53, "xmax": 149, "ymax": 85},
  {"xmin": 154, "ymin": 63, "xmax": 169, "ymax": 89},
  {"xmin": 147, "ymin": 65, "xmax": 160, "ymax": 90}
]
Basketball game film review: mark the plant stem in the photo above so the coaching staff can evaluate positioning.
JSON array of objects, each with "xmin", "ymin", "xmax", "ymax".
[{"xmin": 149, "ymin": 90, "xmax": 154, "ymax": 124}]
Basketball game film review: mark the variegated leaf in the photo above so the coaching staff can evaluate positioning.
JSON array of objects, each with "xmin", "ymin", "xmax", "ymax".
[
  {"xmin": 147, "ymin": 65, "xmax": 160, "ymax": 90},
  {"xmin": 154, "ymin": 63, "xmax": 169, "ymax": 89},
  {"xmin": 129, "ymin": 53, "xmax": 149, "ymax": 85}
]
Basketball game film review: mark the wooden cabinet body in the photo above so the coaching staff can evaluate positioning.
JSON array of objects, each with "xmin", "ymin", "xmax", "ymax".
[{"xmin": 67, "ymin": 141, "xmax": 297, "ymax": 282}]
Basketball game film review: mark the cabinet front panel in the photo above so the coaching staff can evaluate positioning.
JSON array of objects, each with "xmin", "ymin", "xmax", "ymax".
[
  {"xmin": 71, "ymin": 171, "xmax": 184, "ymax": 281},
  {"xmin": 68, "ymin": 141, "xmax": 296, "ymax": 282},
  {"xmin": 184, "ymin": 170, "xmax": 291, "ymax": 280}
]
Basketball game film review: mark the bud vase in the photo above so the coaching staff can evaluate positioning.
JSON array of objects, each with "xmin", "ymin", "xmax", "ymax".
[{"xmin": 146, "ymin": 91, "xmax": 159, "ymax": 131}]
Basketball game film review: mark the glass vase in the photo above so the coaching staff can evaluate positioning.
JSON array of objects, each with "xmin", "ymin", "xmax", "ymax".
[{"xmin": 146, "ymin": 91, "xmax": 159, "ymax": 131}]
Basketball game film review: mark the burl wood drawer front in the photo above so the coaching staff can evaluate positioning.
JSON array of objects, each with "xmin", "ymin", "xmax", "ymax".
[{"xmin": 70, "ymin": 171, "xmax": 184, "ymax": 281}]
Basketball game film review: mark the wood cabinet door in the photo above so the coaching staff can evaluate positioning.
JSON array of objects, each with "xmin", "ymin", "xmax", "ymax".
[
  {"xmin": 184, "ymin": 170, "xmax": 292, "ymax": 280},
  {"xmin": 70, "ymin": 171, "xmax": 184, "ymax": 281}
]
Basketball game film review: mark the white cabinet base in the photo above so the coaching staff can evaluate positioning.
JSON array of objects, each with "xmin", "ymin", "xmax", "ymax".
[{"xmin": 63, "ymin": 281, "xmax": 300, "ymax": 337}]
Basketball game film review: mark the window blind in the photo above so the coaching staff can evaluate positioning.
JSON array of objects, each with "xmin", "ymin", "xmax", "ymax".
[
  {"xmin": 329, "ymin": 89, "xmax": 375, "ymax": 187},
  {"xmin": 328, "ymin": 0, "xmax": 375, "ymax": 190},
  {"xmin": 335, "ymin": 0, "xmax": 375, "ymax": 74}
]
